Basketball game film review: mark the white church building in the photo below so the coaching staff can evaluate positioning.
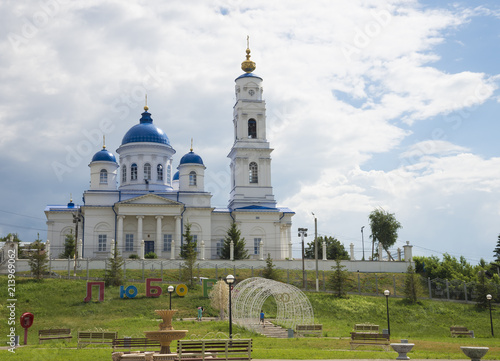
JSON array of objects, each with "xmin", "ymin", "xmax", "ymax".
[{"xmin": 45, "ymin": 47, "xmax": 295, "ymax": 260}]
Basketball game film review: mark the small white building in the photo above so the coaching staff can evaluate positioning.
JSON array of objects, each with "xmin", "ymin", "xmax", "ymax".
[{"xmin": 45, "ymin": 47, "xmax": 294, "ymax": 260}]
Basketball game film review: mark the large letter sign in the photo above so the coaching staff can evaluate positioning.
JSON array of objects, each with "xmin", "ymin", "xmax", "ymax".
[
  {"xmin": 83, "ymin": 281, "xmax": 105, "ymax": 302},
  {"xmin": 146, "ymin": 278, "xmax": 163, "ymax": 297}
]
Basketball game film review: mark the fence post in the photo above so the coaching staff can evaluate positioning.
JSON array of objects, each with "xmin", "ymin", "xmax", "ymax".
[
  {"xmin": 323, "ymin": 270, "xmax": 326, "ymax": 292},
  {"xmin": 375, "ymin": 274, "xmax": 379, "ymax": 295},
  {"xmin": 393, "ymin": 275, "xmax": 397, "ymax": 297},
  {"xmin": 428, "ymin": 277, "xmax": 432, "ymax": 299},
  {"xmin": 161, "ymin": 261, "xmax": 163, "ymax": 281},
  {"xmin": 251, "ymin": 266, "xmax": 254, "ymax": 278},
  {"xmin": 179, "ymin": 263, "xmax": 182, "ymax": 282},
  {"xmin": 142, "ymin": 260, "xmax": 145, "ymax": 281},
  {"xmin": 198, "ymin": 264, "xmax": 200, "ymax": 280},
  {"xmin": 233, "ymin": 265, "xmax": 236, "ymax": 277},
  {"xmin": 358, "ymin": 272, "xmax": 361, "ymax": 295},
  {"xmin": 67, "ymin": 257, "xmax": 71, "ymax": 279},
  {"xmin": 305, "ymin": 272, "xmax": 307, "ymax": 291},
  {"xmin": 124, "ymin": 259, "xmax": 127, "ymax": 280},
  {"xmin": 464, "ymin": 281, "xmax": 467, "ymax": 302},
  {"xmin": 215, "ymin": 264, "xmax": 218, "ymax": 279},
  {"xmin": 87, "ymin": 259, "xmax": 90, "ymax": 280},
  {"xmin": 446, "ymin": 279, "xmax": 450, "ymax": 300}
]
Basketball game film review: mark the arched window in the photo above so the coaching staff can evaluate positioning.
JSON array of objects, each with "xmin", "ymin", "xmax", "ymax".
[
  {"xmin": 248, "ymin": 118, "xmax": 257, "ymax": 138},
  {"xmin": 157, "ymin": 164, "xmax": 163, "ymax": 181},
  {"xmin": 189, "ymin": 171, "xmax": 197, "ymax": 186},
  {"xmin": 100, "ymin": 169, "xmax": 108, "ymax": 184},
  {"xmin": 144, "ymin": 163, "xmax": 151, "ymax": 180},
  {"xmin": 249, "ymin": 162, "xmax": 258, "ymax": 183},
  {"xmin": 122, "ymin": 165, "xmax": 127, "ymax": 183},
  {"xmin": 167, "ymin": 164, "xmax": 172, "ymax": 185},
  {"xmin": 131, "ymin": 163, "xmax": 138, "ymax": 180}
]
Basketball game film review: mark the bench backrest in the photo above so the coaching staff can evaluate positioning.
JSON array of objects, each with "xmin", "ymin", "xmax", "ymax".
[
  {"xmin": 113, "ymin": 338, "xmax": 161, "ymax": 347},
  {"xmin": 296, "ymin": 325, "xmax": 322, "ymax": 331},
  {"xmin": 354, "ymin": 324, "xmax": 379, "ymax": 332},
  {"xmin": 351, "ymin": 332, "xmax": 389, "ymax": 340},
  {"xmin": 78, "ymin": 331, "xmax": 117, "ymax": 340},
  {"xmin": 39, "ymin": 329, "xmax": 71, "ymax": 336},
  {"xmin": 450, "ymin": 326, "xmax": 469, "ymax": 331},
  {"xmin": 177, "ymin": 339, "xmax": 252, "ymax": 354}
]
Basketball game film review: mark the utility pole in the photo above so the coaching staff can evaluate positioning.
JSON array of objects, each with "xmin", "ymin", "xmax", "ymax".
[
  {"xmin": 361, "ymin": 226, "xmax": 365, "ymax": 261},
  {"xmin": 73, "ymin": 209, "xmax": 82, "ymax": 276},
  {"xmin": 298, "ymin": 228, "xmax": 308, "ymax": 289},
  {"xmin": 312, "ymin": 213, "xmax": 318, "ymax": 292}
]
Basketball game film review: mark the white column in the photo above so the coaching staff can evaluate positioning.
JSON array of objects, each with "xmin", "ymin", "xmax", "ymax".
[
  {"xmin": 140, "ymin": 240, "xmax": 145, "ymax": 260},
  {"xmin": 117, "ymin": 215, "xmax": 125, "ymax": 253},
  {"xmin": 259, "ymin": 239, "xmax": 264, "ymax": 261},
  {"xmin": 288, "ymin": 240, "xmax": 293, "ymax": 260},
  {"xmin": 77, "ymin": 239, "xmax": 83, "ymax": 259},
  {"xmin": 322, "ymin": 241, "xmax": 327, "ymax": 261},
  {"xmin": 46, "ymin": 240, "xmax": 51, "ymax": 259},
  {"xmin": 155, "ymin": 216, "xmax": 163, "ymax": 255},
  {"xmin": 110, "ymin": 239, "xmax": 115, "ymax": 258},
  {"xmin": 230, "ymin": 240, "xmax": 234, "ymax": 261},
  {"xmin": 170, "ymin": 239, "xmax": 175, "ymax": 260},
  {"xmin": 200, "ymin": 240, "xmax": 205, "ymax": 260},
  {"xmin": 350, "ymin": 243, "xmax": 355, "ymax": 261},
  {"xmin": 397, "ymin": 248, "xmax": 402, "ymax": 261},
  {"xmin": 378, "ymin": 242, "xmax": 384, "ymax": 261},
  {"xmin": 403, "ymin": 241, "xmax": 413, "ymax": 262},
  {"xmin": 137, "ymin": 216, "xmax": 144, "ymax": 246},
  {"xmin": 174, "ymin": 216, "xmax": 181, "ymax": 257}
]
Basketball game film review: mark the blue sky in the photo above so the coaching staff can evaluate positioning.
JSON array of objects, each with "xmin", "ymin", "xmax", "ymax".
[{"xmin": 0, "ymin": 0, "xmax": 499, "ymax": 264}]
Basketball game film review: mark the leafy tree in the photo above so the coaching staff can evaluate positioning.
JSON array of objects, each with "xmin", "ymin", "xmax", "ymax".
[
  {"xmin": 1, "ymin": 233, "xmax": 21, "ymax": 243},
  {"xmin": 180, "ymin": 222, "xmax": 197, "ymax": 286},
  {"xmin": 220, "ymin": 222, "xmax": 249, "ymax": 260},
  {"xmin": 28, "ymin": 240, "xmax": 48, "ymax": 280},
  {"xmin": 59, "ymin": 232, "xmax": 76, "ymax": 259},
  {"xmin": 414, "ymin": 254, "xmax": 476, "ymax": 281},
  {"xmin": 403, "ymin": 264, "xmax": 423, "ymax": 304},
  {"xmin": 369, "ymin": 208, "xmax": 402, "ymax": 260},
  {"xmin": 104, "ymin": 242, "xmax": 124, "ymax": 287},
  {"xmin": 208, "ymin": 279, "xmax": 229, "ymax": 320},
  {"xmin": 305, "ymin": 236, "xmax": 349, "ymax": 260},
  {"xmin": 329, "ymin": 258, "xmax": 352, "ymax": 298},
  {"xmin": 262, "ymin": 253, "xmax": 279, "ymax": 280},
  {"xmin": 475, "ymin": 268, "xmax": 494, "ymax": 309}
]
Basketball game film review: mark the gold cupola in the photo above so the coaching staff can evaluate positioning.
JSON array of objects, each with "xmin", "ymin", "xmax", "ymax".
[{"xmin": 241, "ymin": 36, "xmax": 256, "ymax": 73}]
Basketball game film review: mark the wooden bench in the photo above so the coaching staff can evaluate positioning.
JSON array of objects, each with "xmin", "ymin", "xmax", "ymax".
[
  {"xmin": 177, "ymin": 339, "xmax": 252, "ymax": 361},
  {"xmin": 38, "ymin": 328, "xmax": 72, "ymax": 344},
  {"xmin": 450, "ymin": 326, "xmax": 474, "ymax": 338},
  {"xmin": 354, "ymin": 324, "xmax": 379, "ymax": 333},
  {"xmin": 295, "ymin": 324, "xmax": 323, "ymax": 337},
  {"xmin": 77, "ymin": 331, "xmax": 117, "ymax": 348},
  {"xmin": 350, "ymin": 332, "xmax": 390, "ymax": 350},
  {"xmin": 112, "ymin": 337, "xmax": 161, "ymax": 352}
]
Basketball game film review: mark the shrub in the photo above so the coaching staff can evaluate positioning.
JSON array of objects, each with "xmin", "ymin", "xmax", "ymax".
[
  {"xmin": 129, "ymin": 254, "xmax": 139, "ymax": 259},
  {"xmin": 145, "ymin": 252, "xmax": 158, "ymax": 259}
]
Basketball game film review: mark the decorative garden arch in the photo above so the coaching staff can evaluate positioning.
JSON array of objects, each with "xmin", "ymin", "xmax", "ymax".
[{"xmin": 232, "ymin": 277, "xmax": 314, "ymax": 332}]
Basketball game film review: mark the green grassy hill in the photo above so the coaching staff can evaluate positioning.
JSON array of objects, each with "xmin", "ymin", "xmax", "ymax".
[{"xmin": 0, "ymin": 276, "xmax": 498, "ymax": 360}]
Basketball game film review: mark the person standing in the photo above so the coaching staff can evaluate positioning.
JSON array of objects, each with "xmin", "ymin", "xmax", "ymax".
[
  {"xmin": 197, "ymin": 306, "xmax": 204, "ymax": 321},
  {"xmin": 259, "ymin": 310, "xmax": 265, "ymax": 327}
]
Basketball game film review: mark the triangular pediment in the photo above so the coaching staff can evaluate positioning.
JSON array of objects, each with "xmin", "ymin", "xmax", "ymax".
[{"xmin": 117, "ymin": 194, "xmax": 182, "ymax": 206}]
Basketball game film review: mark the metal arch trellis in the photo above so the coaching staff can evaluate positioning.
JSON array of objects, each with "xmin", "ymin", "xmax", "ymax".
[{"xmin": 232, "ymin": 277, "xmax": 314, "ymax": 333}]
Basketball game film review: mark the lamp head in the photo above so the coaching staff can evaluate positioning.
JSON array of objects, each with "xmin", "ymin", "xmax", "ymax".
[
  {"xmin": 486, "ymin": 294, "xmax": 492, "ymax": 300},
  {"xmin": 226, "ymin": 274, "xmax": 235, "ymax": 284},
  {"xmin": 384, "ymin": 289, "xmax": 390, "ymax": 296},
  {"xmin": 167, "ymin": 285, "xmax": 174, "ymax": 293}
]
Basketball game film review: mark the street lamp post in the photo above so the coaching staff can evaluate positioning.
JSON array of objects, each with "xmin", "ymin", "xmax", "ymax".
[
  {"xmin": 384, "ymin": 289, "xmax": 391, "ymax": 337},
  {"xmin": 312, "ymin": 213, "xmax": 319, "ymax": 292},
  {"xmin": 226, "ymin": 274, "xmax": 235, "ymax": 339},
  {"xmin": 487, "ymin": 294, "xmax": 494, "ymax": 337},
  {"xmin": 167, "ymin": 285, "xmax": 174, "ymax": 310},
  {"xmin": 298, "ymin": 228, "xmax": 308, "ymax": 289}
]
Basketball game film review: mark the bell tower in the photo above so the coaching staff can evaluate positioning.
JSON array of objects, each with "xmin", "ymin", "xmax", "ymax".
[{"xmin": 228, "ymin": 41, "xmax": 276, "ymax": 209}]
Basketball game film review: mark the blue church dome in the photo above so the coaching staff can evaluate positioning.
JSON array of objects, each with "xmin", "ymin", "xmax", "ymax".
[
  {"xmin": 91, "ymin": 147, "xmax": 117, "ymax": 163},
  {"xmin": 122, "ymin": 108, "xmax": 171, "ymax": 145},
  {"xmin": 179, "ymin": 151, "xmax": 204, "ymax": 165},
  {"xmin": 172, "ymin": 171, "xmax": 179, "ymax": 181}
]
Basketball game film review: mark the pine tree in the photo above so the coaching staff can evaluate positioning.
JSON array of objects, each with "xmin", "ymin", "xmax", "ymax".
[
  {"xmin": 493, "ymin": 234, "xmax": 500, "ymax": 272},
  {"xmin": 104, "ymin": 242, "xmax": 124, "ymax": 287},
  {"xmin": 403, "ymin": 264, "xmax": 422, "ymax": 304},
  {"xmin": 475, "ymin": 268, "xmax": 493, "ymax": 309},
  {"xmin": 180, "ymin": 222, "xmax": 197, "ymax": 286},
  {"xmin": 329, "ymin": 258, "xmax": 352, "ymax": 298},
  {"xmin": 220, "ymin": 222, "xmax": 249, "ymax": 260},
  {"xmin": 28, "ymin": 239, "xmax": 48, "ymax": 280},
  {"xmin": 59, "ymin": 232, "xmax": 76, "ymax": 259},
  {"xmin": 262, "ymin": 253, "xmax": 278, "ymax": 280}
]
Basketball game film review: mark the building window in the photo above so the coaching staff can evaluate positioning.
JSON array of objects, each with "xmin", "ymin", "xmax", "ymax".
[
  {"xmin": 189, "ymin": 171, "xmax": 197, "ymax": 186},
  {"xmin": 167, "ymin": 164, "xmax": 171, "ymax": 185},
  {"xmin": 98, "ymin": 234, "xmax": 107, "ymax": 252},
  {"xmin": 122, "ymin": 165, "xmax": 127, "ymax": 183},
  {"xmin": 100, "ymin": 169, "xmax": 108, "ymax": 184},
  {"xmin": 254, "ymin": 238, "xmax": 261, "ymax": 255},
  {"xmin": 193, "ymin": 235, "xmax": 198, "ymax": 253},
  {"xmin": 248, "ymin": 118, "xmax": 257, "ymax": 138},
  {"xmin": 163, "ymin": 234, "xmax": 172, "ymax": 251},
  {"xmin": 216, "ymin": 239, "xmax": 224, "ymax": 257},
  {"xmin": 249, "ymin": 162, "xmax": 258, "ymax": 183},
  {"xmin": 131, "ymin": 163, "xmax": 138, "ymax": 180},
  {"xmin": 144, "ymin": 163, "xmax": 151, "ymax": 180},
  {"xmin": 125, "ymin": 234, "xmax": 134, "ymax": 252},
  {"xmin": 157, "ymin": 164, "xmax": 163, "ymax": 181}
]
